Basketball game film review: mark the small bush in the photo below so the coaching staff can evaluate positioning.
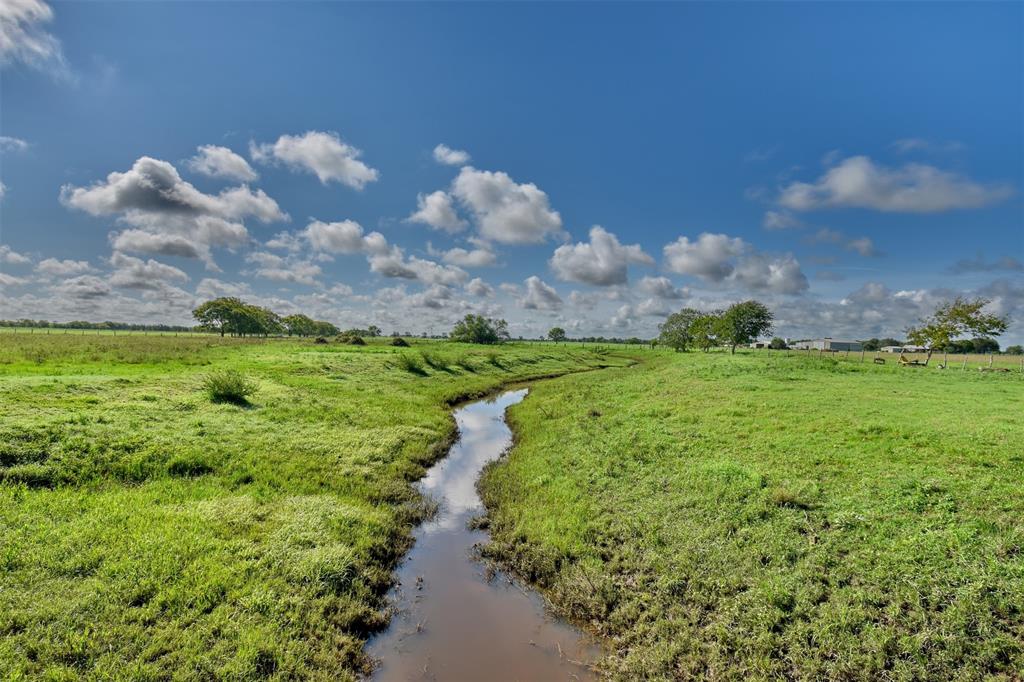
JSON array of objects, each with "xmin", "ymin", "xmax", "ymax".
[
  {"xmin": 390, "ymin": 337, "xmax": 410, "ymax": 347},
  {"xmin": 203, "ymin": 370, "xmax": 257, "ymax": 405},
  {"xmin": 313, "ymin": 337, "xmax": 328, "ymax": 345},
  {"xmin": 347, "ymin": 336, "xmax": 366, "ymax": 346},
  {"xmin": 395, "ymin": 353, "xmax": 426, "ymax": 375}
]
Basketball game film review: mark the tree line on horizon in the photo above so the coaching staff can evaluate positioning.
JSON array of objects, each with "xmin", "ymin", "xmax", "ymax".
[
  {"xmin": 652, "ymin": 296, "xmax": 1016, "ymax": 356},
  {"xmin": 4, "ymin": 295, "xmax": 1017, "ymax": 354}
]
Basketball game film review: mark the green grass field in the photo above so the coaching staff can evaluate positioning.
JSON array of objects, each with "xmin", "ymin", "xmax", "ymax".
[
  {"xmin": 0, "ymin": 334, "xmax": 628, "ymax": 680},
  {"xmin": 3, "ymin": 336, "xmax": 1021, "ymax": 681},
  {"xmin": 479, "ymin": 351, "xmax": 1024, "ymax": 680}
]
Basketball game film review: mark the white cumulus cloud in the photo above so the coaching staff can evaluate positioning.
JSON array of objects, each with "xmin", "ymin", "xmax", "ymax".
[
  {"xmin": 251, "ymin": 131, "xmax": 379, "ymax": 189},
  {"xmin": 439, "ymin": 246, "xmax": 496, "ymax": 268},
  {"xmin": 549, "ymin": 226, "xmax": 653, "ymax": 286},
  {"xmin": 0, "ymin": 136, "xmax": 28, "ymax": 152},
  {"xmin": 663, "ymin": 232, "xmax": 808, "ymax": 294},
  {"xmin": 465, "ymin": 277, "xmax": 494, "ymax": 297},
  {"xmin": 35, "ymin": 258, "xmax": 92, "ymax": 277},
  {"xmin": 779, "ymin": 155, "xmax": 1013, "ymax": 213},
  {"xmin": 61, "ymin": 156, "xmax": 287, "ymax": 268},
  {"xmin": 109, "ymin": 252, "xmax": 189, "ymax": 290},
  {"xmin": 637, "ymin": 276, "xmax": 687, "ymax": 299},
  {"xmin": 0, "ymin": 244, "xmax": 31, "ymax": 265},
  {"xmin": 0, "ymin": 0, "xmax": 66, "ymax": 74},
  {"xmin": 187, "ymin": 145, "xmax": 258, "ymax": 182},
  {"xmin": 519, "ymin": 275, "xmax": 562, "ymax": 310},
  {"xmin": 433, "ymin": 144, "xmax": 470, "ymax": 166},
  {"xmin": 303, "ymin": 219, "xmax": 389, "ymax": 255},
  {"xmin": 407, "ymin": 190, "xmax": 467, "ymax": 233},
  {"xmin": 451, "ymin": 167, "xmax": 565, "ymax": 244}
]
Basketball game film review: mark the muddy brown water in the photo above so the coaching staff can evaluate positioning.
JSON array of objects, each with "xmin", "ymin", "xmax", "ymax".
[{"xmin": 367, "ymin": 388, "xmax": 599, "ymax": 681}]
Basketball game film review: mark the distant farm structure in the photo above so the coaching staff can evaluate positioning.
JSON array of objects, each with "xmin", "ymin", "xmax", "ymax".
[
  {"xmin": 789, "ymin": 338, "xmax": 863, "ymax": 352},
  {"xmin": 880, "ymin": 345, "xmax": 928, "ymax": 353}
]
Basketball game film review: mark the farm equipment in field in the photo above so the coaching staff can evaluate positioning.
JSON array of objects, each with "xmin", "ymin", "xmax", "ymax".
[{"xmin": 898, "ymin": 349, "xmax": 932, "ymax": 367}]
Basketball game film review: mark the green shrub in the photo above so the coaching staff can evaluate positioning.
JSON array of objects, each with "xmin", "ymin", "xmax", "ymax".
[
  {"xmin": 203, "ymin": 370, "xmax": 257, "ymax": 404},
  {"xmin": 395, "ymin": 353, "xmax": 426, "ymax": 375},
  {"xmin": 346, "ymin": 336, "xmax": 366, "ymax": 346},
  {"xmin": 390, "ymin": 337, "xmax": 410, "ymax": 347}
]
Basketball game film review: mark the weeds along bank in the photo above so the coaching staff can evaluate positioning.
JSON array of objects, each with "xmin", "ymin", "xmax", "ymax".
[
  {"xmin": 479, "ymin": 351, "xmax": 1024, "ymax": 680},
  {"xmin": 0, "ymin": 334, "xmax": 631, "ymax": 680}
]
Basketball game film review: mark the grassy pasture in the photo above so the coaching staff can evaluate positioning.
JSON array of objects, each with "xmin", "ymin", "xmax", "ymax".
[
  {"xmin": 776, "ymin": 346, "xmax": 1024, "ymax": 371},
  {"xmin": 480, "ymin": 351, "xmax": 1024, "ymax": 680},
  {"xmin": 0, "ymin": 334, "xmax": 628, "ymax": 680}
]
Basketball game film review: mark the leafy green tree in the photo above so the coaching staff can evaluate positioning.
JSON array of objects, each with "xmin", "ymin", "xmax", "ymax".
[
  {"xmin": 283, "ymin": 314, "xmax": 316, "ymax": 336},
  {"xmin": 1005, "ymin": 345, "xmax": 1023, "ymax": 355},
  {"xmin": 193, "ymin": 297, "xmax": 245, "ymax": 336},
  {"xmin": 906, "ymin": 297, "xmax": 1008, "ymax": 362},
  {"xmin": 449, "ymin": 314, "xmax": 510, "ymax": 344},
  {"xmin": 367, "ymin": 325, "xmax": 382, "ymax": 337},
  {"xmin": 312, "ymin": 320, "xmax": 340, "ymax": 337},
  {"xmin": 690, "ymin": 312, "xmax": 721, "ymax": 352},
  {"xmin": 658, "ymin": 308, "xmax": 701, "ymax": 351},
  {"xmin": 715, "ymin": 300, "xmax": 773, "ymax": 354},
  {"xmin": 193, "ymin": 298, "xmax": 291, "ymax": 337},
  {"xmin": 769, "ymin": 337, "xmax": 787, "ymax": 350},
  {"xmin": 547, "ymin": 327, "xmax": 567, "ymax": 342}
]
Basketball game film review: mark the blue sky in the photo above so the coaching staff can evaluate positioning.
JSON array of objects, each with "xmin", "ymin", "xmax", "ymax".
[{"xmin": 1, "ymin": 1, "xmax": 1022, "ymax": 342}]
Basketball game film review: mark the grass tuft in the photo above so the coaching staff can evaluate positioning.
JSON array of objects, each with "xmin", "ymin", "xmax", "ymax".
[
  {"xmin": 203, "ymin": 369, "xmax": 257, "ymax": 405},
  {"xmin": 394, "ymin": 352, "xmax": 426, "ymax": 375}
]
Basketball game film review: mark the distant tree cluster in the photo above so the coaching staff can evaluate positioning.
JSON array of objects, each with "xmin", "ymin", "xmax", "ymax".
[
  {"xmin": 564, "ymin": 336, "xmax": 650, "ymax": 345},
  {"xmin": 278, "ymin": 314, "xmax": 341, "ymax": 338},
  {"xmin": 0, "ymin": 319, "xmax": 195, "ymax": 332},
  {"xmin": 449, "ymin": 314, "xmax": 510, "ymax": 345},
  {"xmin": 942, "ymin": 337, "xmax": 1001, "ymax": 354},
  {"xmin": 861, "ymin": 338, "xmax": 904, "ymax": 351},
  {"xmin": 341, "ymin": 325, "xmax": 382, "ymax": 338},
  {"xmin": 658, "ymin": 300, "xmax": 773, "ymax": 354},
  {"xmin": 193, "ymin": 298, "xmax": 340, "ymax": 337}
]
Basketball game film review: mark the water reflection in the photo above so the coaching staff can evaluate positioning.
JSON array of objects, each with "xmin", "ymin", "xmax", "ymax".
[{"xmin": 368, "ymin": 389, "xmax": 598, "ymax": 681}]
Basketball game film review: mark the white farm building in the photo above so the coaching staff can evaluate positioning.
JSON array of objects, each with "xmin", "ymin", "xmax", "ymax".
[{"xmin": 790, "ymin": 338, "xmax": 863, "ymax": 352}]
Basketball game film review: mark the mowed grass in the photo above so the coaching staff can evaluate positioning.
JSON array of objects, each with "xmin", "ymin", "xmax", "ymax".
[
  {"xmin": 0, "ymin": 334, "xmax": 628, "ymax": 680},
  {"xmin": 479, "ymin": 351, "xmax": 1024, "ymax": 680}
]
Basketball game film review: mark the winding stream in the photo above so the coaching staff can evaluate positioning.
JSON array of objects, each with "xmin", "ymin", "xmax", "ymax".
[{"xmin": 368, "ymin": 389, "xmax": 598, "ymax": 681}]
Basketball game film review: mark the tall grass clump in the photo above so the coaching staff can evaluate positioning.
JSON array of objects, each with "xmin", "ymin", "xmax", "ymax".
[
  {"xmin": 420, "ymin": 351, "xmax": 448, "ymax": 371},
  {"xmin": 390, "ymin": 337, "xmax": 410, "ymax": 347},
  {"xmin": 203, "ymin": 370, "xmax": 257, "ymax": 405},
  {"xmin": 395, "ymin": 353, "xmax": 426, "ymax": 375}
]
